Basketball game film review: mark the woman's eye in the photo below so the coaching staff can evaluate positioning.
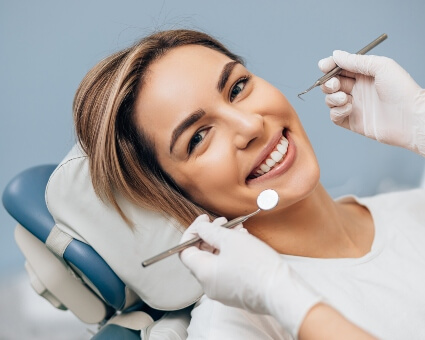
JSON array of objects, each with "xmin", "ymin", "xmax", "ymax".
[
  {"xmin": 230, "ymin": 77, "xmax": 249, "ymax": 102},
  {"xmin": 188, "ymin": 129, "xmax": 207, "ymax": 154}
]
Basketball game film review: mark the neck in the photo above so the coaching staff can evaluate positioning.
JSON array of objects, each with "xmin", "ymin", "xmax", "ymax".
[{"xmin": 244, "ymin": 184, "xmax": 373, "ymax": 258}]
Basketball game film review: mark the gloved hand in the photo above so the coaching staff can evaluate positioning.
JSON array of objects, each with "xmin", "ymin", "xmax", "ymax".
[
  {"xmin": 319, "ymin": 50, "xmax": 425, "ymax": 156},
  {"xmin": 179, "ymin": 215, "xmax": 322, "ymax": 338}
]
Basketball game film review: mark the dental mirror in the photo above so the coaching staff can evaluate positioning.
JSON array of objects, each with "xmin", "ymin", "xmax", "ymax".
[
  {"xmin": 257, "ymin": 189, "xmax": 279, "ymax": 211},
  {"xmin": 141, "ymin": 189, "xmax": 279, "ymax": 267}
]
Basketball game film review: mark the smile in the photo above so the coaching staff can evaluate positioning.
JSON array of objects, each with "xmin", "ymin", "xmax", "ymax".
[
  {"xmin": 246, "ymin": 129, "xmax": 296, "ymax": 183},
  {"xmin": 248, "ymin": 136, "xmax": 289, "ymax": 179}
]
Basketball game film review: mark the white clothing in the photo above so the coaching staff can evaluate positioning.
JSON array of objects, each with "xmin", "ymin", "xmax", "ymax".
[
  {"xmin": 187, "ymin": 189, "xmax": 425, "ymax": 339},
  {"xmin": 188, "ymin": 295, "xmax": 291, "ymax": 339}
]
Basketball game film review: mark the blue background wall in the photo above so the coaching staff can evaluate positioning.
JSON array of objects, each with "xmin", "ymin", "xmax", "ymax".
[{"xmin": 1, "ymin": 0, "xmax": 425, "ymax": 275}]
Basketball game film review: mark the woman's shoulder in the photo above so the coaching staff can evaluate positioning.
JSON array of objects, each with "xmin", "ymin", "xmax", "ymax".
[
  {"xmin": 187, "ymin": 295, "xmax": 291, "ymax": 340},
  {"xmin": 358, "ymin": 188, "xmax": 425, "ymax": 211},
  {"xmin": 337, "ymin": 188, "xmax": 425, "ymax": 226}
]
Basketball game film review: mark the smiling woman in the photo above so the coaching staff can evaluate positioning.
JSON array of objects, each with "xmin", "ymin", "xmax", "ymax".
[
  {"xmin": 73, "ymin": 29, "xmax": 425, "ymax": 339},
  {"xmin": 134, "ymin": 43, "xmax": 319, "ymax": 221}
]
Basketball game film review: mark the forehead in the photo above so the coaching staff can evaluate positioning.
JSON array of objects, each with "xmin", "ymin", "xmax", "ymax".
[
  {"xmin": 134, "ymin": 45, "xmax": 232, "ymax": 144},
  {"xmin": 148, "ymin": 44, "xmax": 231, "ymax": 82},
  {"xmin": 139, "ymin": 44, "xmax": 231, "ymax": 105}
]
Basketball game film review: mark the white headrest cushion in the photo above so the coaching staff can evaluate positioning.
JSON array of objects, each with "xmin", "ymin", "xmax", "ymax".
[{"xmin": 45, "ymin": 144, "xmax": 202, "ymax": 310}]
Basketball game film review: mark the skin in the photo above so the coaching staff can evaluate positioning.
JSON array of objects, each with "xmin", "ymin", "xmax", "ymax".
[
  {"xmin": 135, "ymin": 44, "xmax": 374, "ymax": 259},
  {"xmin": 299, "ymin": 303, "xmax": 376, "ymax": 340},
  {"xmin": 134, "ymin": 44, "xmax": 377, "ymax": 338}
]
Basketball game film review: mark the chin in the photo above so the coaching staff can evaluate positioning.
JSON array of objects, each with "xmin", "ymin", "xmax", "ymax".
[{"xmin": 276, "ymin": 162, "xmax": 321, "ymax": 210}]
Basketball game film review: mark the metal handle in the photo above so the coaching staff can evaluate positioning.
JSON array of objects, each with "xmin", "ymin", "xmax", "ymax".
[
  {"xmin": 316, "ymin": 33, "xmax": 388, "ymax": 85},
  {"xmin": 141, "ymin": 209, "xmax": 260, "ymax": 267}
]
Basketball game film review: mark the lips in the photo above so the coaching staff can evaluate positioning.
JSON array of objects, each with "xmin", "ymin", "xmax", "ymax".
[
  {"xmin": 246, "ymin": 129, "xmax": 292, "ymax": 181},
  {"xmin": 247, "ymin": 136, "xmax": 289, "ymax": 179}
]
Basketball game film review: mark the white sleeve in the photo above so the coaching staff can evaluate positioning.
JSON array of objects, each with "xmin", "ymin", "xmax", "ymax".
[
  {"xmin": 142, "ymin": 308, "xmax": 192, "ymax": 340},
  {"xmin": 187, "ymin": 295, "xmax": 292, "ymax": 340}
]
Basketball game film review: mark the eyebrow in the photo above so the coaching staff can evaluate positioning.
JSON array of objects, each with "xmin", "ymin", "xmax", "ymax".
[
  {"xmin": 170, "ymin": 108, "xmax": 206, "ymax": 154},
  {"xmin": 217, "ymin": 61, "xmax": 240, "ymax": 92},
  {"xmin": 169, "ymin": 60, "xmax": 240, "ymax": 154}
]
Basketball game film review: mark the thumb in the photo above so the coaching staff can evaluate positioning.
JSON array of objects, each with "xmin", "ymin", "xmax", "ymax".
[
  {"xmin": 180, "ymin": 214, "xmax": 210, "ymax": 244},
  {"xmin": 333, "ymin": 50, "xmax": 381, "ymax": 77},
  {"xmin": 318, "ymin": 56, "xmax": 336, "ymax": 73},
  {"xmin": 179, "ymin": 245, "xmax": 200, "ymax": 265}
]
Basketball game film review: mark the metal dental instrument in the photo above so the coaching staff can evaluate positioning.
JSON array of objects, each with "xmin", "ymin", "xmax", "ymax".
[
  {"xmin": 297, "ymin": 33, "xmax": 388, "ymax": 99},
  {"xmin": 141, "ymin": 189, "xmax": 279, "ymax": 267}
]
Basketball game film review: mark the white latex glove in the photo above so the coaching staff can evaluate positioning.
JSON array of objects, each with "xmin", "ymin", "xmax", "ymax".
[
  {"xmin": 143, "ymin": 308, "xmax": 191, "ymax": 340},
  {"xmin": 319, "ymin": 50, "xmax": 425, "ymax": 156},
  {"xmin": 179, "ymin": 215, "xmax": 322, "ymax": 338}
]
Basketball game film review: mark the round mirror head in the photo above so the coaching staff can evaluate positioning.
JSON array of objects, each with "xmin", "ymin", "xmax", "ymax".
[{"xmin": 257, "ymin": 189, "xmax": 279, "ymax": 211}]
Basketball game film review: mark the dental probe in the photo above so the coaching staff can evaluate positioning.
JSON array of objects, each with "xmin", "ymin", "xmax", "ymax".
[
  {"xmin": 297, "ymin": 33, "xmax": 388, "ymax": 99},
  {"xmin": 141, "ymin": 189, "xmax": 279, "ymax": 267}
]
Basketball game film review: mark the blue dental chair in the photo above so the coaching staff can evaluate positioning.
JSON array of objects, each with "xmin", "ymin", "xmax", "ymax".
[
  {"xmin": 2, "ymin": 145, "xmax": 202, "ymax": 339},
  {"xmin": 2, "ymin": 165, "xmax": 155, "ymax": 339}
]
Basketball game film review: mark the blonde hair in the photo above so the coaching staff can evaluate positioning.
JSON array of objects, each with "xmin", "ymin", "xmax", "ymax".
[{"xmin": 73, "ymin": 29, "xmax": 243, "ymax": 226}]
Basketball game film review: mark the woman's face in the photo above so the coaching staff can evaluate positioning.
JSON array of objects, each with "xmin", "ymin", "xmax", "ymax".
[{"xmin": 135, "ymin": 45, "xmax": 320, "ymax": 219}]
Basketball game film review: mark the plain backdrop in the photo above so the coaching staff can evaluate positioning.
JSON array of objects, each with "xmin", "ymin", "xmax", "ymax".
[{"xmin": 1, "ymin": 0, "xmax": 425, "ymax": 280}]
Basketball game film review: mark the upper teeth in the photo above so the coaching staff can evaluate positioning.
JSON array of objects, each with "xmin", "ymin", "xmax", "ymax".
[{"xmin": 254, "ymin": 136, "xmax": 289, "ymax": 177}]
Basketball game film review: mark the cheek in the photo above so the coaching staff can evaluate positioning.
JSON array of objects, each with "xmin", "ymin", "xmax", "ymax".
[
  {"xmin": 180, "ymin": 161, "xmax": 235, "ymax": 195},
  {"xmin": 255, "ymin": 79, "xmax": 287, "ymax": 105},
  {"xmin": 173, "ymin": 156, "xmax": 239, "ymax": 209},
  {"xmin": 282, "ymin": 138, "xmax": 320, "ymax": 204}
]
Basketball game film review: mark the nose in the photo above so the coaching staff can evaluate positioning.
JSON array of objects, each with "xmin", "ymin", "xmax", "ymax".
[{"xmin": 224, "ymin": 107, "xmax": 264, "ymax": 149}]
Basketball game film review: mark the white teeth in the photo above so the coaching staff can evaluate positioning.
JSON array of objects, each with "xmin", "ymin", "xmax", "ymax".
[
  {"xmin": 271, "ymin": 151, "xmax": 283, "ymax": 163},
  {"xmin": 251, "ymin": 136, "xmax": 289, "ymax": 178},
  {"xmin": 277, "ymin": 139, "xmax": 288, "ymax": 154},
  {"xmin": 266, "ymin": 158, "xmax": 276, "ymax": 167},
  {"xmin": 260, "ymin": 164, "xmax": 270, "ymax": 172}
]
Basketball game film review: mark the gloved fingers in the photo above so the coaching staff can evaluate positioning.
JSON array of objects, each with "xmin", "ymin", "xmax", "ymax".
[
  {"xmin": 318, "ymin": 55, "xmax": 357, "ymax": 78},
  {"xmin": 231, "ymin": 222, "xmax": 245, "ymax": 231},
  {"xmin": 179, "ymin": 245, "xmax": 200, "ymax": 262},
  {"xmin": 238, "ymin": 226, "xmax": 249, "ymax": 233},
  {"xmin": 338, "ymin": 69, "xmax": 357, "ymax": 79},
  {"xmin": 330, "ymin": 101, "xmax": 352, "ymax": 127},
  {"xmin": 199, "ymin": 240, "xmax": 216, "ymax": 253},
  {"xmin": 195, "ymin": 222, "xmax": 232, "ymax": 250},
  {"xmin": 212, "ymin": 216, "xmax": 228, "ymax": 226},
  {"xmin": 180, "ymin": 247, "xmax": 215, "ymax": 281},
  {"xmin": 194, "ymin": 214, "xmax": 210, "ymax": 223},
  {"xmin": 209, "ymin": 217, "xmax": 228, "ymax": 250},
  {"xmin": 338, "ymin": 75, "xmax": 355, "ymax": 95},
  {"xmin": 320, "ymin": 77, "xmax": 340, "ymax": 94},
  {"xmin": 320, "ymin": 74, "xmax": 356, "ymax": 95},
  {"xmin": 228, "ymin": 222, "xmax": 249, "ymax": 233},
  {"xmin": 318, "ymin": 56, "xmax": 335, "ymax": 73},
  {"xmin": 190, "ymin": 253, "xmax": 217, "ymax": 285},
  {"xmin": 180, "ymin": 214, "xmax": 210, "ymax": 244},
  {"xmin": 325, "ymin": 91, "xmax": 349, "ymax": 108},
  {"xmin": 333, "ymin": 50, "xmax": 381, "ymax": 77}
]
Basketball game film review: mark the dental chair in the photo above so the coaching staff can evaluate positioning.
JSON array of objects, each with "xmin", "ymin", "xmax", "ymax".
[{"xmin": 2, "ymin": 144, "xmax": 203, "ymax": 339}]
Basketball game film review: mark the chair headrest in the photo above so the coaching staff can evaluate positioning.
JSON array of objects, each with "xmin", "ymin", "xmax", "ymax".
[
  {"xmin": 45, "ymin": 144, "xmax": 202, "ymax": 311},
  {"xmin": 3, "ymin": 164, "xmax": 57, "ymax": 242},
  {"xmin": 3, "ymin": 164, "xmax": 128, "ymax": 310}
]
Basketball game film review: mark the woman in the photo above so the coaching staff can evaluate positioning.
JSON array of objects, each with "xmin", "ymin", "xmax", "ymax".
[{"xmin": 74, "ymin": 29, "xmax": 425, "ymax": 339}]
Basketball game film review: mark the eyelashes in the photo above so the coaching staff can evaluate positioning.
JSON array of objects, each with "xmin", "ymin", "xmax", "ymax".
[
  {"xmin": 187, "ymin": 74, "xmax": 251, "ymax": 155},
  {"xmin": 230, "ymin": 75, "xmax": 251, "ymax": 102},
  {"xmin": 188, "ymin": 129, "xmax": 208, "ymax": 154}
]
